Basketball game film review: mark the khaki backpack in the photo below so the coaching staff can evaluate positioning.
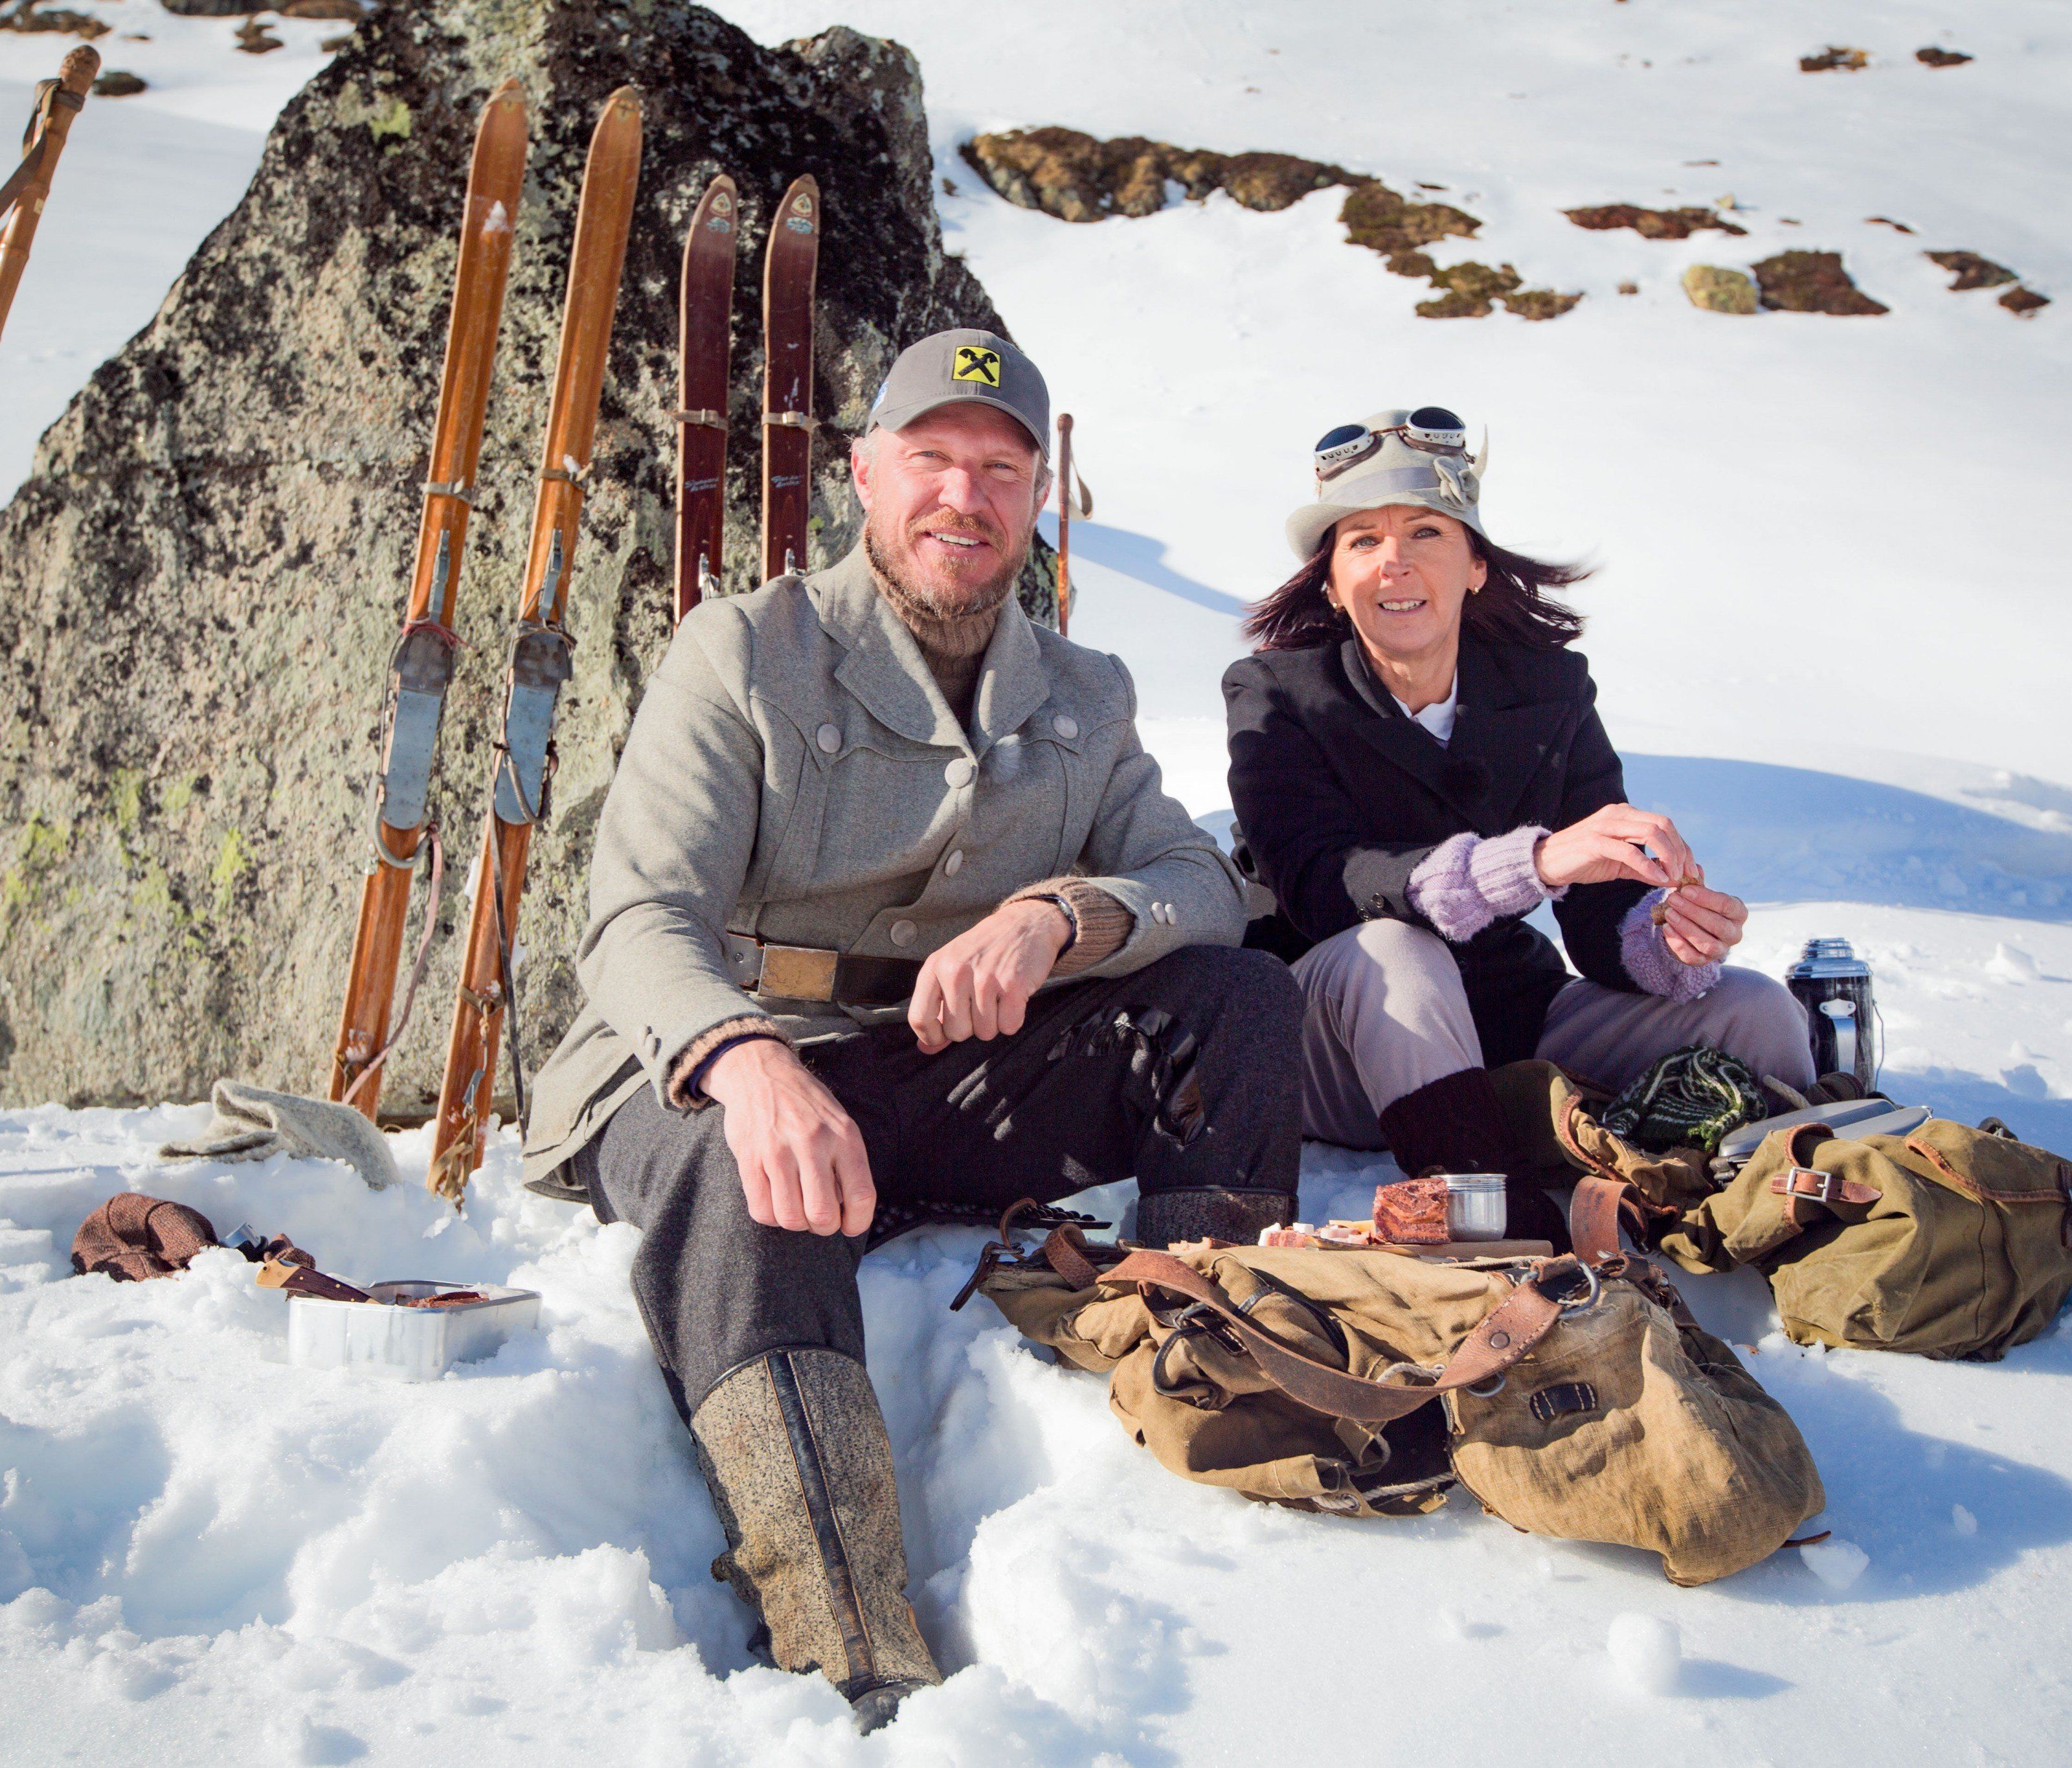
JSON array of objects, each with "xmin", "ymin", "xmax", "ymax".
[
  {"xmin": 959, "ymin": 1221, "xmax": 1824, "ymax": 1587},
  {"xmin": 1654, "ymin": 1119, "xmax": 2072, "ymax": 1360},
  {"xmin": 1491, "ymin": 1060, "xmax": 2072, "ymax": 1363}
]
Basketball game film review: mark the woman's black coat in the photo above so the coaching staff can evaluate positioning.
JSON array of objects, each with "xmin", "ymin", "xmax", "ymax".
[{"xmin": 1222, "ymin": 633, "xmax": 1649, "ymax": 1067}]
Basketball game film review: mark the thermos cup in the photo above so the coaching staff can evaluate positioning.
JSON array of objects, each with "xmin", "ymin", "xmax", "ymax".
[{"xmin": 1785, "ymin": 937, "xmax": 1877, "ymax": 1091}]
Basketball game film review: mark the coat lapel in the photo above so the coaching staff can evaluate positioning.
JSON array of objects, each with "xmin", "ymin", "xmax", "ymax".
[
  {"xmin": 1335, "ymin": 638, "xmax": 1465, "ymax": 809},
  {"xmin": 813, "ymin": 546, "xmax": 969, "ymax": 750},
  {"xmin": 1336, "ymin": 636, "xmax": 1571, "ymax": 831},
  {"xmin": 1449, "ymin": 641, "xmax": 1573, "ymax": 829},
  {"xmin": 970, "ymin": 599, "xmax": 1048, "ymax": 757}
]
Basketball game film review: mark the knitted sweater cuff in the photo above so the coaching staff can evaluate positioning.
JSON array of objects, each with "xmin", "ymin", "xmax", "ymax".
[
  {"xmin": 1620, "ymin": 892, "xmax": 1722, "ymax": 1002},
  {"xmin": 1008, "ymin": 877, "xmax": 1136, "ymax": 976},
  {"xmin": 666, "ymin": 1014, "xmax": 793, "ymax": 1111},
  {"xmin": 1408, "ymin": 826, "xmax": 1557, "ymax": 942}
]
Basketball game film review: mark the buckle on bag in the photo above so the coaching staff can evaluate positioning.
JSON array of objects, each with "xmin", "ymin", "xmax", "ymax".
[{"xmin": 1779, "ymin": 1166, "xmax": 1844, "ymax": 1206}]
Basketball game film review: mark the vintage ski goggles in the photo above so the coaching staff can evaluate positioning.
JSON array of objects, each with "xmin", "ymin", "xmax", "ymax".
[{"xmin": 1314, "ymin": 407, "xmax": 1469, "ymax": 481}]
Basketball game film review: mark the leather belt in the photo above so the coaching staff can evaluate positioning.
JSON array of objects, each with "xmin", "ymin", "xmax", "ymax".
[{"xmin": 723, "ymin": 933, "xmax": 920, "ymax": 1007}]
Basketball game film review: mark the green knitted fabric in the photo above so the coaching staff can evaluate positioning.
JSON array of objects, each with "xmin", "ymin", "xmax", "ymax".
[{"xmin": 1599, "ymin": 1044, "xmax": 1767, "ymax": 1156}]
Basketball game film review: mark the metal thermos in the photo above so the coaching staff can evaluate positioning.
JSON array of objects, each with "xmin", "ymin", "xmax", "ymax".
[{"xmin": 1785, "ymin": 938, "xmax": 1877, "ymax": 1091}]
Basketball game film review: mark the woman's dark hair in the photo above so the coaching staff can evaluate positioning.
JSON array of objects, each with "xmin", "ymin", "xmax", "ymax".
[{"xmin": 1242, "ymin": 519, "xmax": 1590, "ymax": 652}]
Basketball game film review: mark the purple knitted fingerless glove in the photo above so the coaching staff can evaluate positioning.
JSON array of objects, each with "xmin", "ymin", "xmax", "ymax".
[
  {"xmin": 1620, "ymin": 891, "xmax": 1722, "ymax": 1001},
  {"xmin": 1408, "ymin": 826, "xmax": 1561, "ymax": 942}
]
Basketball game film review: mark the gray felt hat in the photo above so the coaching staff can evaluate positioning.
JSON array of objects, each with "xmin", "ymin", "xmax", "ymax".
[
  {"xmin": 867, "ymin": 328, "xmax": 1050, "ymax": 457},
  {"xmin": 1285, "ymin": 409, "xmax": 1489, "ymax": 559}
]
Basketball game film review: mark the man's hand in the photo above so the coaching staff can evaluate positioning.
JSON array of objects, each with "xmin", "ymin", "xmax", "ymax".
[
  {"xmin": 703, "ymin": 1038, "xmax": 875, "ymax": 1236},
  {"xmin": 1658, "ymin": 882, "xmax": 1748, "ymax": 968},
  {"xmin": 1535, "ymin": 803, "xmax": 1698, "ymax": 891},
  {"xmin": 908, "ymin": 897, "xmax": 1073, "ymax": 1055}
]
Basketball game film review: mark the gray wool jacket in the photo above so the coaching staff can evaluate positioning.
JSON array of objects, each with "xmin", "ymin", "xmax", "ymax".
[{"xmin": 520, "ymin": 543, "xmax": 1246, "ymax": 1186}]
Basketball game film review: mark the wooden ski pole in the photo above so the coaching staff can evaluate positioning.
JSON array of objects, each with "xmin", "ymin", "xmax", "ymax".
[
  {"xmin": 0, "ymin": 45, "xmax": 98, "ymax": 346},
  {"xmin": 1055, "ymin": 414, "xmax": 1073, "ymax": 634}
]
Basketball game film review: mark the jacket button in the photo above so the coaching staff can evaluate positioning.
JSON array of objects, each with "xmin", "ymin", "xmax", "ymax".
[
  {"xmin": 945, "ymin": 757, "xmax": 974, "ymax": 787},
  {"xmin": 890, "ymin": 919, "xmax": 918, "ymax": 947},
  {"xmin": 1052, "ymin": 714, "xmax": 1079, "ymax": 739},
  {"xmin": 944, "ymin": 849, "xmax": 964, "ymax": 876},
  {"xmin": 816, "ymin": 722, "xmax": 840, "ymax": 754}
]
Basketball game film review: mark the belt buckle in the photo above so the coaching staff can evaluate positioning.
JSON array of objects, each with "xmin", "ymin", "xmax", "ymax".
[{"xmin": 757, "ymin": 944, "xmax": 840, "ymax": 1002}]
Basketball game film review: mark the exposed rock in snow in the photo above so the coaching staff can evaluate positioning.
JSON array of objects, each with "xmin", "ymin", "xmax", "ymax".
[
  {"xmin": 965, "ymin": 125, "xmax": 1582, "ymax": 320},
  {"xmin": 1566, "ymin": 203, "xmax": 1748, "ymax": 240},
  {"xmin": 961, "ymin": 126, "xmax": 1357, "ymax": 222},
  {"xmin": 1751, "ymin": 249, "xmax": 1890, "ymax": 315},
  {"xmin": 1683, "ymin": 263, "xmax": 1760, "ymax": 313}
]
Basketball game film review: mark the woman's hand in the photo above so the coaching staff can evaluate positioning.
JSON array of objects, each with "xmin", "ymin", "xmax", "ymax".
[
  {"xmin": 1534, "ymin": 803, "xmax": 1698, "ymax": 891},
  {"xmin": 1658, "ymin": 884, "xmax": 1748, "ymax": 968}
]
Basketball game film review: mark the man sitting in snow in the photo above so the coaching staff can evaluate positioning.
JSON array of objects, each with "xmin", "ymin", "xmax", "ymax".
[{"xmin": 521, "ymin": 328, "xmax": 1301, "ymax": 1729}]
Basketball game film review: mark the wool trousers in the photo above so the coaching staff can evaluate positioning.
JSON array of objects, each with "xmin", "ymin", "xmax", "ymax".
[
  {"xmin": 581, "ymin": 945, "xmax": 1303, "ymax": 1416},
  {"xmin": 1294, "ymin": 918, "xmax": 1817, "ymax": 1150}
]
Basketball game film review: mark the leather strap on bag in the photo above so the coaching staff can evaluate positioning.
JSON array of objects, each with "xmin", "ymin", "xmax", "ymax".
[
  {"xmin": 1568, "ymin": 1172, "xmax": 1682, "ymax": 1268},
  {"xmin": 1765, "ymin": 1123, "xmax": 1881, "ymax": 1227},
  {"xmin": 1088, "ymin": 1246, "xmax": 1575, "ymax": 1426}
]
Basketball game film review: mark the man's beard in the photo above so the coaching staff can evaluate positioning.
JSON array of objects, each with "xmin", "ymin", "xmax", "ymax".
[{"xmin": 864, "ymin": 506, "xmax": 1029, "ymax": 658}]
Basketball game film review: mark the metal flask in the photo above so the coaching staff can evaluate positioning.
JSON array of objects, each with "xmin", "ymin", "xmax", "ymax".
[{"xmin": 1785, "ymin": 938, "xmax": 1878, "ymax": 1090}]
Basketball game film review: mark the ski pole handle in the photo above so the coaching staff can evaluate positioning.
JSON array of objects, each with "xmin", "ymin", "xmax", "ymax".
[
  {"xmin": 1055, "ymin": 414, "xmax": 1074, "ymax": 634},
  {"xmin": 0, "ymin": 46, "xmax": 99, "ymax": 346}
]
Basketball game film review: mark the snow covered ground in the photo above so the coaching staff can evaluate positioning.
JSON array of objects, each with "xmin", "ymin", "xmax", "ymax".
[{"xmin": 4, "ymin": 3, "xmax": 2071, "ymax": 1763}]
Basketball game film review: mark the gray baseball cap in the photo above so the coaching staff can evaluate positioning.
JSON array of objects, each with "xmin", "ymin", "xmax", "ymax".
[
  {"xmin": 1286, "ymin": 409, "xmax": 1489, "ymax": 558},
  {"xmin": 867, "ymin": 328, "xmax": 1050, "ymax": 458}
]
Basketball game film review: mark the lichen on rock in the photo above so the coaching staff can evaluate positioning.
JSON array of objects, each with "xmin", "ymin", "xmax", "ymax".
[
  {"xmin": 0, "ymin": 0, "xmax": 1046, "ymax": 1112},
  {"xmin": 1682, "ymin": 265, "xmax": 1758, "ymax": 315}
]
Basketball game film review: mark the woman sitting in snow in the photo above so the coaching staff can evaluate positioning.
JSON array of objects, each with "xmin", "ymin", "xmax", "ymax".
[{"xmin": 1222, "ymin": 407, "xmax": 1816, "ymax": 1240}]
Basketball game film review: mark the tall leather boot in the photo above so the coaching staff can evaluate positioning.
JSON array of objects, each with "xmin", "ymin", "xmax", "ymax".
[
  {"xmin": 1135, "ymin": 1186, "xmax": 1298, "ymax": 1248},
  {"xmin": 691, "ymin": 1347, "xmax": 942, "ymax": 1732},
  {"xmin": 1377, "ymin": 1068, "xmax": 1570, "ymax": 1252}
]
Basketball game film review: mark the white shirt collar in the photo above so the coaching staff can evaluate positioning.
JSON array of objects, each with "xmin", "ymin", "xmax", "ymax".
[{"xmin": 1390, "ymin": 672, "xmax": 1459, "ymax": 746}]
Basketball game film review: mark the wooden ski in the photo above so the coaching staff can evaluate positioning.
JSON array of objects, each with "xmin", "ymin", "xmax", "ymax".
[
  {"xmin": 328, "ymin": 80, "xmax": 529, "ymax": 1121},
  {"xmin": 673, "ymin": 173, "xmax": 738, "ymax": 620},
  {"xmin": 428, "ymin": 87, "xmax": 643, "ymax": 1202},
  {"xmin": 758, "ymin": 173, "xmax": 820, "ymax": 581},
  {"xmin": 0, "ymin": 46, "xmax": 99, "ymax": 346}
]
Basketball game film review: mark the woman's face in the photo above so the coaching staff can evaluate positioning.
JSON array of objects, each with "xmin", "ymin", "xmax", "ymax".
[{"xmin": 1327, "ymin": 504, "xmax": 1487, "ymax": 666}]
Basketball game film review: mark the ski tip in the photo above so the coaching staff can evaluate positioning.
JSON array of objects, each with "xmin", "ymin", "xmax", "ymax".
[
  {"xmin": 59, "ymin": 45, "xmax": 101, "ymax": 89},
  {"xmin": 487, "ymin": 76, "xmax": 526, "ymax": 107},
  {"xmin": 603, "ymin": 85, "xmax": 644, "ymax": 120}
]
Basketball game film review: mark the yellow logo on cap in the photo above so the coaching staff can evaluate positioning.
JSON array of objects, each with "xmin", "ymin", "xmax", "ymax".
[{"xmin": 952, "ymin": 346, "xmax": 1002, "ymax": 386}]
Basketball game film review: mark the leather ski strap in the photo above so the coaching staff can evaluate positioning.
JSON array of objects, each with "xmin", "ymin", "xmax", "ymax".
[{"xmin": 1090, "ymin": 1248, "xmax": 1572, "ymax": 1425}]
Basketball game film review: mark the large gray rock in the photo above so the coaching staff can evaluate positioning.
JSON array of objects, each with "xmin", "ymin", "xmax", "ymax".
[{"xmin": 0, "ymin": 0, "xmax": 1052, "ymax": 1112}]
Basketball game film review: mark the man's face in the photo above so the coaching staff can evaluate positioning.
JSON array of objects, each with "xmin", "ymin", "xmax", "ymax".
[{"xmin": 853, "ymin": 403, "xmax": 1048, "ymax": 612}]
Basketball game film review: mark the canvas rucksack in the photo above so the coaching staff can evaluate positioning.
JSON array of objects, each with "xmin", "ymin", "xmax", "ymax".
[
  {"xmin": 1491, "ymin": 1060, "xmax": 2072, "ymax": 1363},
  {"xmin": 958, "ymin": 1216, "xmax": 1824, "ymax": 1586},
  {"xmin": 1651, "ymin": 1119, "xmax": 2072, "ymax": 1360}
]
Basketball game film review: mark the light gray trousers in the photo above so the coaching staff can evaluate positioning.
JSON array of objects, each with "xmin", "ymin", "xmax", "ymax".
[{"xmin": 1293, "ymin": 919, "xmax": 1818, "ymax": 1149}]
